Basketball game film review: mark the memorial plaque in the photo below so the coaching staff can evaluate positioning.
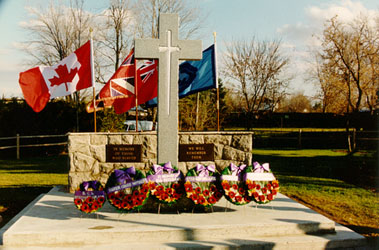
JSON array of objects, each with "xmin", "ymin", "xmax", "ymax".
[
  {"xmin": 179, "ymin": 144, "xmax": 214, "ymax": 162},
  {"xmin": 106, "ymin": 145, "xmax": 142, "ymax": 162}
]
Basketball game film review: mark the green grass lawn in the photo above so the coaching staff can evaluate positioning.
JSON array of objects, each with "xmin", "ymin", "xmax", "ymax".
[
  {"xmin": 252, "ymin": 148, "xmax": 379, "ymax": 241},
  {"xmin": 0, "ymin": 155, "xmax": 68, "ymax": 229}
]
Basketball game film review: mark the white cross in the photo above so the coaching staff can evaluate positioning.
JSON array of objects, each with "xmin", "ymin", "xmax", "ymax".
[
  {"xmin": 134, "ymin": 13, "xmax": 202, "ymax": 166},
  {"xmin": 158, "ymin": 30, "xmax": 180, "ymax": 115}
]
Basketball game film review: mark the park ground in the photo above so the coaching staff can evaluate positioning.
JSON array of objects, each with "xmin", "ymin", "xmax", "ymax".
[{"xmin": 0, "ymin": 148, "xmax": 378, "ymax": 247}]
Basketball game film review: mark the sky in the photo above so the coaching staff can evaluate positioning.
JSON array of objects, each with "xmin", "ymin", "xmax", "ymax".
[{"xmin": 0, "ymin": 0, "xmax": 378, "ymax": 99}]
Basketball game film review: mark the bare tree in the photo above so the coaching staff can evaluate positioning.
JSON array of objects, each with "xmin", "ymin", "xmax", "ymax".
[
  {"xmin": 279, "ymin": 92, "xmax": 312, "ymax": 113},
  {"xmin": 133, "ymin": 0, "xmax": 205, "ymax": 39},
  {"xmin": 20, "ymin": 0, "xmax": 94, "ymax": 102},
  {"xmin": 316, "ymin": 15, "xmax": 379, "ymax": 114},
  {"xmin": 223, "ymin": 38, "xmax": 290, "ymax": 129},
  {"xmin": 96, "ymin": 0, "xmax": 134, "ymax": 84},
  {"xmin": 21, "ymin": 0, "xmax": 93, "ymax": 65},
  {"xmin": 310, "ymin": 15, "xmax": 379, "ymax": 151}
]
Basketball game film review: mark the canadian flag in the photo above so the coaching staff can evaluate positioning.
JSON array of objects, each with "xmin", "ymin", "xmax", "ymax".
[{"xmin": 19, "ymin": 40, "xmax": 92, "ymax": 112}]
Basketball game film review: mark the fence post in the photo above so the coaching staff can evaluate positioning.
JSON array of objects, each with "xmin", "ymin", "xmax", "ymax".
[
  {"xmin": 298, "ymin": 129, "xmax": 302, "ymax": 149},
  {"xmin": 16, "ymin": 133, "xmax": 20, "ymax": 160}
]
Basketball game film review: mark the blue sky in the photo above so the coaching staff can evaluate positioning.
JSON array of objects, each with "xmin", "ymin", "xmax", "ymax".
[{"xmin": 0, "ymin": 0, "xmax": 378, "ymax": 98}]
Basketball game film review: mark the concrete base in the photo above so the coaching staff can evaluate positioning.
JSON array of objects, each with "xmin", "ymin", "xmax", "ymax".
[{"xmin": 0, "ymin": 186, "xmax": 367, "ymax": 249}]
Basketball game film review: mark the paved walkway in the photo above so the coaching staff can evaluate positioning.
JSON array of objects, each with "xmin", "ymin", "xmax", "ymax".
[{"xmin": 0, "ymin": 186, "xmax": 367, "ymax": 249}]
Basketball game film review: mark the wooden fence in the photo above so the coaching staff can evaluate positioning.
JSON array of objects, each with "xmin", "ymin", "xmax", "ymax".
[
  {"xmin": 253, "ymin": 129, "xmax": 378, "ymax": 149},
  {"xmin": 0, "ymin": 134, "xmax": 67, "ymax": 159},
  {"xmin": 0, "ymin": 130, "xmax": 377, "ymax": 159}
]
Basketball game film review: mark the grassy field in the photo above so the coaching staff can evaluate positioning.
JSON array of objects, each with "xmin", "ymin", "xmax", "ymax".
[
  {"xmin": 252, "ymin": 148, "xmax": 379, "ymax": 242},
  {"xmin": 0, "ymin": 156, "xmax": 68, "ymax": 228},
  {"xmin": 0, "ymin": 149, "xmax": 378, "ymax": 246}
]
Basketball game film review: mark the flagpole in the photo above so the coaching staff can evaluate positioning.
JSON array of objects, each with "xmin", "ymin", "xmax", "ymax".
[
  {"xmin": 90, "ymin": 28, "xmax": 96, "ymax": 132},
  {"xmin": 213, "ymin": 31, "xmax": 220, "ymax": 131},
  {"xmin": 134, "ymin": 54, "xmax": 139, "ymax": 132}
]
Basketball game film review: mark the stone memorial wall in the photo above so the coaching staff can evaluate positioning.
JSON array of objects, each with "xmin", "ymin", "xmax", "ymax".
[{"xmin": 68, "ymin": 132, "xmax": 253, "ymax": 192}]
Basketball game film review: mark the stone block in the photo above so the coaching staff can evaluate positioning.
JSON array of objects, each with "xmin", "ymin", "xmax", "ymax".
[
  {"xmin": 108, "ymin": 134, "xmax": 122, "ymax": 144},
  {"xmin": 246, "ymin": 153, "xmax": 253, "ymax": 166},
  {"xmin": 121, "ymin": 134, "xmax": 134, "ymax": 144},
  {"xmin": 118, "ymin": 162, "xmax": 146, "ymax": 170},
  {"xmin": 68, "ymin": 134, "xmax": 90, "ymax": 148},
  {"xmin": 188, "ymin": 135, "xmax": 204, "ymax": 144},
  {"xmin": 133, "ymin": 135, "xmax": 143, "ymax": 144},
  {"xmin": 72, "ymin": 153, "xmax": 97, "ymax": 172},
  {"xmin": 214, "ymin": 144, "xmax": 224, "ymax": 159},
  {"xmin": 89, "ymin": 145, "xmax": 105, "ymax": 163},
  {"xmin": 179, "ymin": 134, "xmax": 189, "ymax": 144},
  {"xmin": 214, "ymin": 160, "xmax": 231, "ymax": 171},
  {"xmin": 231, "ymin": 135, "xmax": 252, "ymax": 152},
  {"xmin": 137, "ymin": 135, "xmax": 156, "ymax": 160},
  {"xmin": 69, "ymin": 141, "xmax": 90, "ymax": 156},
  {"xmin": 90, "ymin": 134, "xmax": 107, "ymax": 145},
  {"xmin": 90, "ymin": 161, "xmax": 100, "ymax": 177},
  {"xmin": 204, "ymin": 134, "xmax": 232, "ymax": 146},
  {"xmin": 99, "ymin": 163, "xmax": 115, "ymax": 175}
]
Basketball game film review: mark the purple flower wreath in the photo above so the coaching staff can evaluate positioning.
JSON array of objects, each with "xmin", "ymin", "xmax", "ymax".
[
  {"xmin": 245, "ymin": 162, "xmax": 280, "ymax": 204},
  {"xmin": 184, "ymin": 164, "xmax": 223, "ymax": 207},
  {"xmin": 220, "ymin": 163, "xmax": 252, "ymax": 205},
  {"xmin": 105, "ymin": 167, "xmax": 149, "ymax": 212},
  {"xmin": 146, "ymin": 162, "xmax": 184, "ymax": 205},
  {"xmin": 74, "ymin": 180, "xmax": 106, "ymax": 213}
]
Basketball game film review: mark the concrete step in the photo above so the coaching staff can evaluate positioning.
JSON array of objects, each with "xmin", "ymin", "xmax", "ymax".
[{"xmin": 0, "ymin": 186, "xmax": 368, "ymax": 249}]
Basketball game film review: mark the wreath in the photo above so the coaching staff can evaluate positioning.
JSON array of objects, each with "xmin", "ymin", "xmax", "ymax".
[
  {"xmin": 105, "ymin": 167, "xmax": 149, "ymax": 212},
  {"xmin": 245, "ymin": 162, "xmax": 280, "ymax": 204},
  {"xmin": 146, "ymin": 162, "xmax": 184, "ymax": 205},
  {"xmin": 220, "ymin": 163, "xmax": 251, "ymax": 205},
  {"xmin": 74, "ymin": 180, "xmax": 106, "ymax": 213},
  {"xmin": 184, "ymin": 164, "xmax": 223, "ymax": 207}
]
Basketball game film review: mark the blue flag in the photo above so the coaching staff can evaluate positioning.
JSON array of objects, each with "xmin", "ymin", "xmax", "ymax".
[{"xmin": 146, "ymin": 44, "xmax": 216, "ymax": 107}]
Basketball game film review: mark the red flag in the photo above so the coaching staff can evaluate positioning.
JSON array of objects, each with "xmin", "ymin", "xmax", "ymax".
[
  {"xmin": 87, "ymin": 49, "xmax": 158, "ymax": 114},
  {"xmin": 86, "ymin": 49, "xmax": 135, "ymax": 113},
  {"xmin": 113, "ymin": 59, "xmax": 158, "ymax": 114},
  {"xmin": 19, "ymin": 41, "xmax": 92, "ymax": 112}
]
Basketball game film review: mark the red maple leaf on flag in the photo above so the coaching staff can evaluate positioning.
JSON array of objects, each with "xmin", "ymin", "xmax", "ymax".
[{"xmin": 49, "ymin": 64, "xmax": 78, "ymax": 91}]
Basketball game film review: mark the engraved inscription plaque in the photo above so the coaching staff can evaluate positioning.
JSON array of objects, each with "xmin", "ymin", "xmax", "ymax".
[
  {"xmin": 106, "ymin": 145, "xmax": 142, "ymax": 162},
  {"xmin": 179, "ymin": 144, "xmax": 214, "ymax": 162}
]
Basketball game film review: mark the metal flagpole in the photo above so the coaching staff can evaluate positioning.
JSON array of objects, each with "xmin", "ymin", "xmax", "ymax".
[
  {"xmin": 213, "ymin": 32, "xmax": 220, "ymax": 131},
  {"xmin": 90, "ymin": 28, "xmax": 96, "ymax": 132},
  {"xmin": 134, "ymin": 54, "xmax": 139, "ymax": 132}
]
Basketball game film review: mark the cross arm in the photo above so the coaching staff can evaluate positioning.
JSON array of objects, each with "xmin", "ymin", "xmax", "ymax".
[
  {"xmin": 177, "ymin": 40, "xmax": 203, "ymax": 61},
  {"xmin": 135, "ymin": 39, "xmax": 161, "ymax": 59}
]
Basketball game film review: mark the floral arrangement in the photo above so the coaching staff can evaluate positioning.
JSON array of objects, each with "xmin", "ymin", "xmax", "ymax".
[
  {"xmin": 74, "ymin": 180, "xmax": 106, "ymax": 213},
  {"xmin": 146, "ymin": 162, "xmax": 183, "ymax": 205},
  {"xmin": 105, "ymin": 167, "xmax": 149, "ymax": 212},
  {"xmin": 220, "ymin": 163, "xmax": 251, "ymax": 205},
  {"xmin": 245, "ymin": 162, "xmax": 280, "ymax": 204},
  {"xmin": 184, "ymin": 164, "xmax": 223, "ymax": 207}
]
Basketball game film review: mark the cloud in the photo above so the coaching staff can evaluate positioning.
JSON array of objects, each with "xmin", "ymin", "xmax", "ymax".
[
  {"xmin": 277, "ymin": 0, "xmax": 378, "ymax": 47},
  {"xmin": 275, "ymin": 0, "xmax": 378, "ymax": 97},
  {"xmin": 306, "ymin": 0, "xmax": 376, "ymax": 24}
]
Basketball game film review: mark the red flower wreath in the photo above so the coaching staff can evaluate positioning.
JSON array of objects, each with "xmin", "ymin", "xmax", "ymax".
[
  {"xmin": 220, "ymin": 163, "xmax": 251, "ymax": 205},
  {"xmin": 146, "ymin": 162, "xmax": 183, "ymax": 205},
  {"xmin": 185, "ymin": 164, "xmax": 223, "ymax": 207},
  {"xmin": 245, "ymin": 162, "xmax": 280, "ymax": 204},
  {"xmin": 105, "ymin": 167, "xmax": 149, "ymax": 212},
  {"xmin": 74, "ymin": 181, "xmax": 106, "ymax": 213}
]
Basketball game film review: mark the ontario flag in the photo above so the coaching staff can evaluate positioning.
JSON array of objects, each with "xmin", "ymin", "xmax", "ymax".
[
  {"xmin": 19, "ymin": 40, "xmax": 92, "ymax": 112},
  {"xmin": 86, "ymin": 48, "xmax": 158, "ymax": 114}
]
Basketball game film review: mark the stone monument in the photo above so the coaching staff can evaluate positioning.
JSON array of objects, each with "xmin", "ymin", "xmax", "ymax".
[{"xmin": 134, "ymin": 13, "xmax": 202, "ymax": 166}]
